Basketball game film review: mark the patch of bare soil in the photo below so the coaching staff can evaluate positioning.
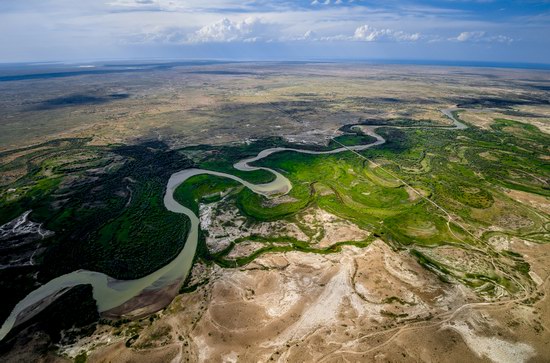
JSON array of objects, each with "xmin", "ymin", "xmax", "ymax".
[
  {"xmin": 497, "ymin": 213, "xmax": 534, "ymax": 230},
  {"xmin": 504, "ymin": 189, "xmax": 550, "ymax": 214},
  {"xmin": 299, "ymin": 208, "xmax": 370, "ymax": 248},
  {"xmin": 226, "ymin": 241, "xmax": 265, "ymax": 260},
  {"xmin": 405, "ymin": 185, "xmax": 423, "ymax": 201},
  {"xmin": 417, "ymin": 246, "xmax": 494, "ymax": 277},
  {"xmin": 358, "ymin": 238, "xmax": 550, "ymax": 363},
  {"xmin": 261, "ymin": 194, "xmax": 298, "ymax": 208},
  {"xmin": 200, "ymin": 199, "xmax": 369, "ymax": 254},
  {"xmin": 199, "ymin": 199, "xmax": 308, "ymax": 254},
  {"xmin": 81, "ymin": 241, "xmax": 468, "ymax": 362},
  {"xmin": 69, "ymin": 236, "xmax": 550, "ymax": 363},
  {"xmin": 458, "ymin": 108, "xmax": 550, "ymax": 134},
  {"xmin": 101, "ymin": 280, "xmax": 182, "ymax": 320}
]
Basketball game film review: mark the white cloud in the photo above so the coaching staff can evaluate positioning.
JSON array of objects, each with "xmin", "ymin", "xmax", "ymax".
[
  {"xmin": 353, "ymin": 25, "xmax": 420, "ymax": 42},
  {"xmin": 133, "ymin": 18, "xmax": 422, "ymax": 45},
  {"xmin": 283, "ymin": 29, "xmax": 318, "ymax": 41},
  {"xmin": 107, "ymin": 0, "xmax": 263, "ymax": 12},
  {"xmin": 189, "ymin": 18, "xmax": 259, "ymax": 43},
  {"xmin": 456, "ymin": 31, "xmax": 486, "ymax": 42},
  {"xmin": 134, "ymin": 17, "xmax": 271, "ymax": 44},
  {"xmin": 452, "ymin": 31, "xmax": 513, "ymax": 43},
  {"xmin": 188, "ymin": 17, "xmax": 267, "ymax": 43},
  {"xmin": 304, "ymin": 30, "xmax": 316, "ymax": 39},
  {"xmin": 311, "ymin": 0, "xmax": 345, "ymax": 5},
  {"xmin": 294, "ymin": 24, "xmax": 420, "ymax": 42},
  {"xmin": 488, "ymin": 34, "xmax": 514, "ymax": 43},
  {"xmin": 0, "ymin": 0, "xmax": 544, "ymax": 63}
]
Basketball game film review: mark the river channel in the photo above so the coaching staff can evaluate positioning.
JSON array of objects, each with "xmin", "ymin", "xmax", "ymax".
[{"xmin": 0, "ymin": 110, "xmax": 466, "ymax": 341}]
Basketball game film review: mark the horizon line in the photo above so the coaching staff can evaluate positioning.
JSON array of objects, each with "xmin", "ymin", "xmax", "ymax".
[{"xmin": 1, "ymin": 58, "xmax": 550, "ymax": 71}]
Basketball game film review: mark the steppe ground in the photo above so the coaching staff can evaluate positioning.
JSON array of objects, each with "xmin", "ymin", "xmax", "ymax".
[
  {"xmin": 0, "ymin": 62, "xmax": 549, "ymax": 363},
  {"xmin": 3, "ymin": 62, "xmax": 548, "ymax": 151}
]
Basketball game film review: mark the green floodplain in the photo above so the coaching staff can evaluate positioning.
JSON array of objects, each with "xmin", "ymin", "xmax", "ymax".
[
  {"xmin": 176, "ymin": 118, "xmax": 548, "ymax": 294},
  {"xmin": 0, "ymin": 114, "xmax": 549, "ymax": 341}
]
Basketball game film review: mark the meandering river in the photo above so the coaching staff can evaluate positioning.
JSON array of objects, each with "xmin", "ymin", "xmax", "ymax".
[{"xmin": 0, "ymin": 110, "xmax": 466, "ymax": 341}]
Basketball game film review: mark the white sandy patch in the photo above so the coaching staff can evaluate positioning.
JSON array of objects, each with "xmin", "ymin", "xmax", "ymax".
[
  {"xmin": 445, "ymin": 321, "xmax": 536, "ymax": 363},
  {"xmin": 57, "ymin": 327, "xmax": 123, "ymax": 359},
  {"xmin": 194, "ymin": 335, "xmax": 213, "ymax": 362},
  {"xmin": 265, "ymin": 261, "xmax": 350, "ymax": 346},
  {"xmin": 301, "ymin": 208, "xmax": 370, "ymax": 248},
  {"xmin": 528, "ymin": 271, "xmax": 543, "ymax": 286},
  {"xmin": 199, "ymin": 203, "xmax": 214, "ymax": 231},
  {"xmin": 263, "ymin": 279, "xmax": 301, "ymax": 318},
  {"xmin": 200, "ymin": 199, "xmax": 308, "ymax": 254},
  {"xmin": 488, "ymin": 235, "xmax": 510, "ymax": 251},
  {"xmin": 221, "ymin": 351, "xmax": 239, "ymax": 363},
  {"xmin": 264, "ymin": 247, "xmax": 376, "ymax": 346},
  {"xmin": 383, "ymin": 251, "xmax": 424, "ymax": 288},
  {"xmin": 355, "ymin": 282, "xmax": 370, "ymax": 298}
]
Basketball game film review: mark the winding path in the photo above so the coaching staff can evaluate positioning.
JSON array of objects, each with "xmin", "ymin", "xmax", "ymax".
[{"xmin": 0, "ymin": 109, "xmax": 466, "ymax": 341}]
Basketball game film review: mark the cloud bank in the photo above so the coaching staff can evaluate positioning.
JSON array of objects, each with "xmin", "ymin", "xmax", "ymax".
[{"xmin": 0, "ymin": 0, "xmax": 547, "ymax": 62}]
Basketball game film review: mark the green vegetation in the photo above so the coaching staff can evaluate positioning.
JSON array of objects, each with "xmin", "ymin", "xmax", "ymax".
[
  {"xmin": 330, "ymin": 133, "xmax": 377, "ymax": 147},
  {"xmin": 0, "ymin": 139, "xmax": 193, "ymax": 321},
  {"xmin": 74, "ymin": 352, "xmax": 87, "ymax": 363},
  {"xmin": 0, "ymin": 110, "xmax": 548, "ymax": 338},
  {"xmin": 382, "ymin": 296, "xmax": 416, "ymax": 306},
  {"xmin": 380, "ymin": 310, "xmax": 409, "ymax": 319},
  {"xmin": 356, "ymin": 118, "xmax": 452, "ymax": 128},
  {"xmin": 237, "ymin": 184, "xmax": 313, "ymax": 221},
  {"xmin": 211, "ymin": 235, "xmax": 373, "ymax": 268},
  {"xmin": 410, "ymin": 250, "xmax": 453, "ymax": 282},
  {"xmin": 175, "ymin": 114, "xmax": 548, "ymax": 298},
  {"xmin": 0, "ymin": 140, "xmax": 194, "ymax": 280},
  {"xmin": 179, "ymin": 134, "xmax": 378, "ymax": 185},
  {"xmin": 173, "ymin": 174, "xmax": 240, "ymax": 215}
]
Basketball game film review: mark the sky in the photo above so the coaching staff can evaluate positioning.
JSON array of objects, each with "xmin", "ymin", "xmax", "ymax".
[{"xmin": 0, "ymin": 0, "xmax": 549, "ymax": 64}]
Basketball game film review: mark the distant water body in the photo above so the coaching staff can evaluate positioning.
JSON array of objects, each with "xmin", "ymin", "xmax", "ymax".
[
  {"xmin": 325, "ymin": 59, "xmax": 550, "ymax": 70},
  {"xmin": 0, "ymin": 59, "xmax": 549, "ymax": 82}
]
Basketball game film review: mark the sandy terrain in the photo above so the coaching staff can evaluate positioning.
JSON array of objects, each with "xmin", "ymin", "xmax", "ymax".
[
  {"xmin": 50, "ymin": 237, "xmax": 547, "ymax": 363},
  {"xmin": 504, "ymin": 189, "xmax": 550, "ymax": 215},
  {"xmin": 2, "ymin": 221, "xmax": 548, "ymax": 363},
  {"xmin": 200, "ymin": 198, "xmax": 369, "ymax": 254},
  {"xmin": 2, "ymin": 63, "xmax": 549, "ymax": 152},
  {"xmin": 458, "ymin": 107, "xmax": 550, "ymax": 134},
  {"xmin": 199, "ymin": 198, "xmax": 309, "ymax": 254},
  {"xmin": 300, "ymin": 208, "xmax": 370, "ymax": 248}
]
